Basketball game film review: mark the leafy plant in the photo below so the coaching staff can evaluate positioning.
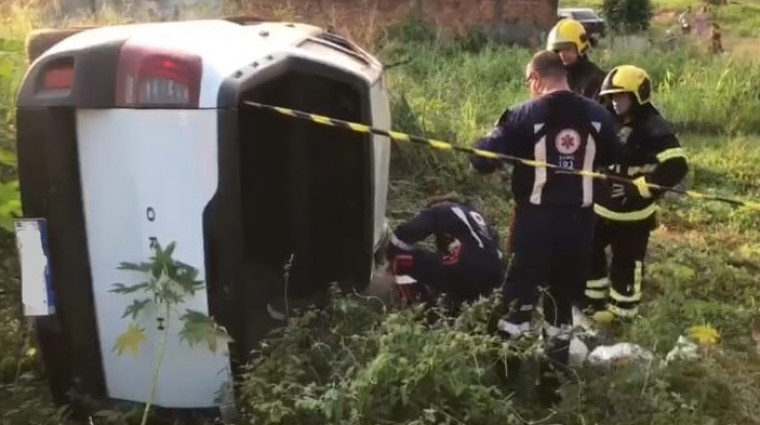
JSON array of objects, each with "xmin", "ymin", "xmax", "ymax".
[
  {"xmin": 0, "ymin": 177, "xmax": 20, "ymax": 233},
  {"xmin": 555, "ymin": 349, "xmax": 760, "ymax": 425},
  {"xmin": 110, "ymin": 241, "xmax": 232, "ymax": 425},
  {"xmin": 239, "ymin": 287, "xmax": 542, "ymax": 425},
  {"xmin": 0, "ymin": 35, "xmax": 24, "ymax": 235},
  {"xmin": 1, "ymin": 376, "xmax": 71, "ymax": 425},
  {"xmin": 600, "ymin": 0, "xmax": 654, "ymax": 34}
]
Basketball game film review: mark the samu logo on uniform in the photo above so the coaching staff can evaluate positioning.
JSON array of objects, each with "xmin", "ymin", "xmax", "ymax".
[
  {"xmin": 555, "ymin": 128, "xmax": 582, "ymax": 170},
  {"xmin": 555, "ymin": 129, "xmax": 581, "ymax": 155}
]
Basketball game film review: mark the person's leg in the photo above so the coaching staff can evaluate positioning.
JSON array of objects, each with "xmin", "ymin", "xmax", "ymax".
[
  {"xmin": 496, "ymin": 205, "xmax": 552, "ymax": 391},
  {"xmin": 539, "ymin": 207, "xmax": 594, "ymax": 405},
  {"xmin": 606, "ymin": 219, "xmax": 653, "ymax": 320},
  {"xmin": 583, "ymin": 216, "xmax": 611, "ymax": 314},
  {"xmin": 416, "ymin": 262, "xmax": 473, "ymax": 314},
  {"xmin": 545, "ymin": 207, "xmax": 595, "ymax": 339},
  {"xmin": 499, "ymin": 205, "xmax": 552, "ymax": 338}
]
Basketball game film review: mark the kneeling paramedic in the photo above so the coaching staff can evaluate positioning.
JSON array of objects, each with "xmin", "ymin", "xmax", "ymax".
[
  {"xmin": 584, "ymin": 65, "xmax": 689, "ymax": 323},
  {"xmin": 385, "ymin": 194, "xmax": 504, "ymax": 308},
  {"xmin": 469, "ymin": 50, "xmax": 629, "ymax": 398},
  {"xmin": 547, "ymin": 18, "xmax": 607, "ymax": 101}
]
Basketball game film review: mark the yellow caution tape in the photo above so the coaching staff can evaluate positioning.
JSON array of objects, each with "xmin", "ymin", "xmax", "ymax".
[{"xmin": 243, "ymin": 101, "xmax": 760, "ymax": 212}]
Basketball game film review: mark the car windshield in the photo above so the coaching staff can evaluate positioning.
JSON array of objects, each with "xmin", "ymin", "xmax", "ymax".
[{"xmin": 572, "ymin": 10, "xmax": 599, "ymax": 20}]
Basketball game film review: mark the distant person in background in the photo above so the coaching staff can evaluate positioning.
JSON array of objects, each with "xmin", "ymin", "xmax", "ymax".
[
  {"xmin": 384, "ymin": 193, "xmax": 504, "ymax": 310},
  {"xmin": 710, "ymin": 22, "xmax": 724, "ymax": 54},
  {"xmin": 546, "ymin": 18, "xmax": 607, "ymax": 101},
  {"xmin": 694, "ymin": 6, "xmax": 710, "ymax": 39},
  {"xmin": 679, "ymin": 7, "xmax": 693, "ymax": 35}
]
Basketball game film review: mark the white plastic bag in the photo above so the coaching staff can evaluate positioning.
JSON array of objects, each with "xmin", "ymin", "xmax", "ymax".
[
  {"xmin": 587, "ymin": 342, "xmax": 654, "ymax": 365},
  {"xmin": 665, "ymin": 335, "xmax": 700, "ymax": 363}
]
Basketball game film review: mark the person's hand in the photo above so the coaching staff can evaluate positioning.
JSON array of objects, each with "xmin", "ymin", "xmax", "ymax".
[
  {"xmin": 610, "ymin": 182, "xmax": 640, "ymax": 205},
  {"xmin": 610, "ymin": 178, "xmax": 653, "ymax": 203},
  {"xmin": 610, "ymin": 182, "xmax": 628, "ymax": 200}
]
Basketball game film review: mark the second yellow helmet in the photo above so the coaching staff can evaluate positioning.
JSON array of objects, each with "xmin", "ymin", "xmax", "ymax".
[
  {"xmin": 599, "ymin": 65, "xmax": 653, "ymax": 105},
  {"xmin": 547, "ymin": 18, "xmax": 590, "ymax": 54}
]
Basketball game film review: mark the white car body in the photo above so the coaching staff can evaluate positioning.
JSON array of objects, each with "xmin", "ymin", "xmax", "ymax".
[{"xmin": 16, "ymin": 18, "xmax": 392, "ymax": 409}]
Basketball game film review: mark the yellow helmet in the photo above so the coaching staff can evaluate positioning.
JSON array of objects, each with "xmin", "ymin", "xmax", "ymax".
[
  {"xmin": 599, "ymin": 65, "xmax": 653, "ymax": 105},
  {"xmin": 547, "ymin": 19, "xmax": 589, "ymax": 54}
]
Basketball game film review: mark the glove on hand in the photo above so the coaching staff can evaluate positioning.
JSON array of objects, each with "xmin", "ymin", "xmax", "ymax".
[
  {"xmin": 610, "ymin": 177, "xmax": 653, "ymax": 203},
  {"xmin": 610, "ymin": 182, "xmax": 634, "ymax": 201}
]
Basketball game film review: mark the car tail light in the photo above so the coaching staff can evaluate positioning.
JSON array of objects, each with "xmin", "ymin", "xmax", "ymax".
[
  {"xmin": 115, "ymin": 43, "xmax": 202, "ymax": 108},
  {"xmin": 40, "ymin": 58, "xmax": 74, "ymax": 91}
]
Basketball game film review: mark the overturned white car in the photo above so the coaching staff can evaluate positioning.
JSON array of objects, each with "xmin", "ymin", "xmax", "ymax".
[{"xmin": 15, "ymin": 16, "xmax": 392, "ymax": 410}]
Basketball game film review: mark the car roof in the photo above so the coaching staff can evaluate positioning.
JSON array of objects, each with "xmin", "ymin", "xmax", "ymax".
[{"xmin": 558, "ymin": 7, "xmax": 599, "ymax": 13}]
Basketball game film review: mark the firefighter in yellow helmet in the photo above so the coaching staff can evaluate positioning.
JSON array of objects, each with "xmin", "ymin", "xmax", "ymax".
[
  {"xmin": 546, "ymin": 18, "xmax": 607, "ymax": 100},
  {"xmin": 582, "ymin": 65, "xmax": 688, "ymax": 323}
]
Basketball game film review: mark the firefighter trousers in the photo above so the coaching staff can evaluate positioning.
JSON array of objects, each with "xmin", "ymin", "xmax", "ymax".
[
  {"xmin": 500, "ymin": 204, "xmax": 595, "ymax": 340},
  {"xmin": 584, "ymin": 215, "xmax": 654, "ymax": 318}
]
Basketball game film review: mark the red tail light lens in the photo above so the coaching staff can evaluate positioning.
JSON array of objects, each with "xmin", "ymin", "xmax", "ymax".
[
  {"xmin": 115, "ymin": 43, "xmax": 202, "ymax": 108},
  {"xmin": 39, "ymin": 58, "xmax": 75, "ymax": 91}
]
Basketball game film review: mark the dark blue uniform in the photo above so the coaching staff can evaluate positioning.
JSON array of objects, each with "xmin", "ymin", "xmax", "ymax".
[
  {"xmin": 567, "ymin": 56, "xmax": 607, "ymax": 101},
  {"xmin": 386, "ymin": 201, "xmax": 504, "ymax": 304},
  {"xmin": 470, "ymin": 90, "xmax": 627, "ymax": 341}
]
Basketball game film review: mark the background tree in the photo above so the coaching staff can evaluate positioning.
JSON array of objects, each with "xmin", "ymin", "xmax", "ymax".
[{"xmin": 601, "ymin": 0, "xmax": 654, "ymax": 34}]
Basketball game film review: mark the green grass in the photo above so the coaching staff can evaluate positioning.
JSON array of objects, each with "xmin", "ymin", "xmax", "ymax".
[
  {"xmin": 714, "ymin": 1, "xmax": 760, "ymax": 37},
  {"xmin": 2, "ymin": 8, "xmax": 760, "ymax": 425}
]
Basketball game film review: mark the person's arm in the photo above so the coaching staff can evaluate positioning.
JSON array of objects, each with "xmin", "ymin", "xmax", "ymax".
[
  {"xmin": 584, "ymin": 77, "xmax": 603, "ymax": 101},
  {"xmin": 632, "ymin": 125, "xmax": 689, "ymax": 199},
  {"xmin": 584, "ymin": 66, "xmax": 606, "ymax": 101},
  {"xmin": 386, "ymin": 208, "xmax": 437, "ymax": 258},
  {"xmin": 470, "ymin": 107, "xmax": 522, "ymax": 174}
]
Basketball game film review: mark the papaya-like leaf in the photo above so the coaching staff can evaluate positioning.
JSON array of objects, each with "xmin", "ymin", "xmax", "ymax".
[
  {"xmin": 110, "ymin": 282, "xmax": 150, "ymax": 295},
  {"xmin": 179, "ymin": 310, "xmax": 232, "ymax": 353},
  {"xmin": 117, "ymin": 261, "xmax": 153, "ymax": 273},
  {"xmin": 121, "ymin": 298, "xmax": 153, "ymax": 321},
  {"xmin": 113, "ymin": 323, "xmax": 147, "ymax": 358}
]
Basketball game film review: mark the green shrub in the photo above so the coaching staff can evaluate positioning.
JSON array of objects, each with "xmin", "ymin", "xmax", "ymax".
[
  {"xmin": 601, "ymin": 0, "xmax": 654, "ymax": 33},
  {"xmin": 0, "ymin": 36, "xmax": 23, "ymax": 233},
  {"xmin": 557, "ymin": 351, "xmax": 760, "ymax": 425},
  {"xmin": 239, "ymin": 289, "xmax": 531, "ymax": 425},
  {"xmin": 240, "ymin": 286, "xmax": 760, "ymax": 425}
]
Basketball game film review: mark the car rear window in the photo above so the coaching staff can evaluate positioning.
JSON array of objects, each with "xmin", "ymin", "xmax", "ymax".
[{"xmin": 572, "ymin": 10, "xmax": 599, "ymax": 20}]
